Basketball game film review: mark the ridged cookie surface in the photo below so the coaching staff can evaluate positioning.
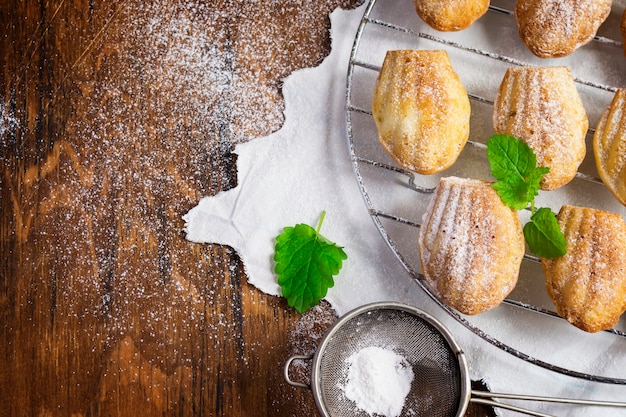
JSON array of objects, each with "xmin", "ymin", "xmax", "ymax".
[
  {"xmin": 542, "ymin": 205, "xmax": 626, "ymax": 333},
  {"xmin": 413, "ymin": 0, "xmax": 489, "ymax": 32},
  {"xmin": 372, "ymin": 50, "xmax": 470, "ymax": 175},
  {"xmin": 418, "ymin": 177, "xmax": 525, "ymax": 315},
  {"xmin": 515, "ymin": 0, "xmax": 611, "ymax": 58},
  {"xmin": 493, "ymin": 66, "xmax": 587, "ymax": 190},
  {"xmin": 593, "ymin": 88, "xmax": 626, "ymax": 206}
]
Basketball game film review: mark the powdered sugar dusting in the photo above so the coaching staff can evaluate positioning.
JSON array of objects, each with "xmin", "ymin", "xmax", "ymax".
[
  {"xmin": 0, "ymin": 101, "xmax": 19, "ymax": 139},
  {"xmin": 7, "ymin": 0, "xmax": 354, "ymax": 381},
  {"xmin": 341, "ymin": 346, "xmax": 414, "ymax": 417}
]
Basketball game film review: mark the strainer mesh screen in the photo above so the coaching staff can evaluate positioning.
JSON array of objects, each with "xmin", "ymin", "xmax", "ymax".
[{"xmin": 316, "ymin": 308, "xmax": 463, "ymax": 417}]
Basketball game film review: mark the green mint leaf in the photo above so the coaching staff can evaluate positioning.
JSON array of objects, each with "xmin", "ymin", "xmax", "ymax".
[
  {"xmin": 486, "ymin": 134, "xmax": 549, "ymax": 210},
  {"xmin": 492, "ymin": 175, "xmax": 533, "ymax": 211},
  {"xmin": 523, "ymin": 207, "xmax": 567, "ymax": 258},
  {"xmin": 274, "ymin": 212, "xmax": 347, "ymax": 313},
  {"xmin": 486, "ymin": 134, "xmax": 566, "ymax": 258},
  {"xmin": 487, "ymin": 134, "xmax": 537, "ymax": 181},
  {"xmin": 525, "ymin": 166, "xmax": 550, "ymax": 202}
]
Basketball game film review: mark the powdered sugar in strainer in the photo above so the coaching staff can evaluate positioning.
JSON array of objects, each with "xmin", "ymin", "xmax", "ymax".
[{"xmin": 284, "ymin": 302, "xmax": 626, "ymax": 417}]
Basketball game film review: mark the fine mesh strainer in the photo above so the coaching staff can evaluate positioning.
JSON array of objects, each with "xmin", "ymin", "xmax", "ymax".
[{"xmin": 284, "ymin": 302, "xmax": 626, "ymax": 417}]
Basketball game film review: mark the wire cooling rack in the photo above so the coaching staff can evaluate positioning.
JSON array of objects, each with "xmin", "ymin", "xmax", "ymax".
[{"xmin": 345, "ymin": 0, "xmax": 626, "ymax": 384}]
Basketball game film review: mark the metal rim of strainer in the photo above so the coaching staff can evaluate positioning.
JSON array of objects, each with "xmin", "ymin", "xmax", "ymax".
[{"xmin": 285, "ymin": 301, "xmax": 472, "ymax": 417}]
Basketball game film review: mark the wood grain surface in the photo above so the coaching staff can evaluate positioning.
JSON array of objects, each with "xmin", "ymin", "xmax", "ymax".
[{"xmin": 1, "ymin": 1, "xmax": 494, "ymax": 415}]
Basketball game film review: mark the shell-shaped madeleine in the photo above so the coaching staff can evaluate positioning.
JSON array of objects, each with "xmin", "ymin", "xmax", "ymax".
[
  {"xmin": 515, "ymin": 0, "xmax": 611, "ymax": 58},
  {"xmin": 414, "ymin": 0, "xmax": 489, "ymax": 32},
  {"xmin": 593, "ymin": 89, "xmax": 626, "ymax": 206},
  {"xmin": 418, "ymin": 177, "xmax": 525, "ymax": 315},
  {"xmin": 372, "ymin": 50, "xmax": 471, "ymax": 175},
  {"xmin": 542, "ymin": 205, "xmax": 626, "ymax": 333},
  {"xmin": 493, "ymin": 66, "xmax": 588, "ymax": 190}
]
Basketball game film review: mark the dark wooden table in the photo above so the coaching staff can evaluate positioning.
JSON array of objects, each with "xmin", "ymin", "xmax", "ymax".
[{"xmin": 1, "ymin": 1, "xmax": 493, "ymax": 415}]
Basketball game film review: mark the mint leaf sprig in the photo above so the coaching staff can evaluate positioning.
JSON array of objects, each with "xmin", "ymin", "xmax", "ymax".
[
  {"xmin": 274, "ymin": 211, "xmax": 347, "ymax": 313},
  {"xmin": 486, "ymin": 134, "xmax": 566, "ymax": 258}
]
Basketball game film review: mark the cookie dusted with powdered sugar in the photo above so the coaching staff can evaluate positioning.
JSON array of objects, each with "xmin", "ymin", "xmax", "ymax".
[
  {"xmin": 542, "ymin": 205, "xmax": 626, "ymax": 333},
  {"xmin": 493, "ymin": 66, "xmax": 588, "ymax": 191},
  {"xmin": 372, "ymin": 50, "xmax": 470, "ymax": 175},
  {"xmin": 418, "ymin": 177, "xmax": 525, "ymax": 315},
  {"xmin": 594, "ymin": 88, "xmax": 626, "ymax": 206},
  {"xmin": 515, "ymin": 0, "xmax": 611, "ymax": 58},
  {"xmin": 413, "ymin": 0, "xmax": 490, "ymax": 32}
]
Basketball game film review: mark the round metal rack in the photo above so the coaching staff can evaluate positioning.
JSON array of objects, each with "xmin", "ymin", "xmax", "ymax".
[{"xmin": 345, "ymin": 0, "xmax": 626, "ymax": 384}]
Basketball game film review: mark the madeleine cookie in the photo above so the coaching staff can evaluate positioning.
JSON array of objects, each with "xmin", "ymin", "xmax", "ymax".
[
  {"xmin": 541, "ymin": 205, "xmax": 626, "ymax": 333},
  {"xmin": 493, "ymin": 66, "xmax": 588, "ymax": 190},
  {"xmin": 515, "ymin": 0, "xmax": 612, "ymax": 58},
  {"xmin": 372, "ymin": 50, "xmax": 470, "ymax": 175},
  {"xmin": 418, "ymin": 177, "xmax": 525, "ymax": 315},
  {"xmin": 594, "ymin": 89, "xmax": 626, "ymax": 206},
  {"xmin": 414, "ymin": 0, "xmax": 490, "ymax": 32}
]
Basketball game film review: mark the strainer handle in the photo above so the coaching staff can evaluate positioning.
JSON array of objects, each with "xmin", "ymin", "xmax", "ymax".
[{"xmin": 284, "ymin": 355, "xmax": 313, "ymax": 389}]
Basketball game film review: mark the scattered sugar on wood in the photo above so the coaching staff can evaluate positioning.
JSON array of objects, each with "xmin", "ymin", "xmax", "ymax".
[
  {"xmin": 287, "ymin": 303, "xmax": 337, "ymax": 386},
  {"xmin": 4, "ymin": 6, "xmax": 360, "ymax": 410}
]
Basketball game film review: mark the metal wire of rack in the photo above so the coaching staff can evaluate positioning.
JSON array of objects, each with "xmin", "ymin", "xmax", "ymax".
[{"xmin": 345, "ymin": 0, "xmax": 626, "ymax": 384}]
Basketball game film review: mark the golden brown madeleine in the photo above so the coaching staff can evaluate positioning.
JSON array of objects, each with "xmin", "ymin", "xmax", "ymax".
[
  {"xmin": 418, "ymin": 177, "xmax": 525, "ymax": 315},
  {"xmin": 594, "ymin": 89, "xmax": 626, "ymax": 206},
  {"xmin": 493, "ymin": 66, "xmax": 588, "ymax": 190},
  {"xmin": 372, "ymin": 50, "xmax": 471, "ymax": 175},
  {"xmin": 542, "ymin": 205, "xmax": 626, "ymax": 333},
  {"xmin": 413, "ymin": 0, "xmax": 490, "ymax": 32},
  {"xmin": 515, "ymin": 0, "xmax": 612, "ymax": 58}
]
